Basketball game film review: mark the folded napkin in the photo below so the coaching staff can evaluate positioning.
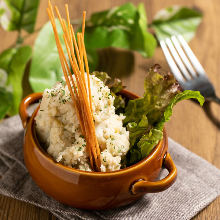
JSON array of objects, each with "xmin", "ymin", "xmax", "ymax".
[{"xmin": 1, "ymin": 114, "xmax": 220, "ymax": 220}]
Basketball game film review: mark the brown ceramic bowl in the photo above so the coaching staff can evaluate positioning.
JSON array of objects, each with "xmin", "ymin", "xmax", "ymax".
[{"xmin": 19, "ymin": 90, "xmax": 177, "ymax": 210}]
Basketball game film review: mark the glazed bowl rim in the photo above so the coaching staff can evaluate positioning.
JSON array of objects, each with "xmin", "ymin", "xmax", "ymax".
[{"xmin": 28, "ymin": 89, "xmax": 166, "ymax": 177}]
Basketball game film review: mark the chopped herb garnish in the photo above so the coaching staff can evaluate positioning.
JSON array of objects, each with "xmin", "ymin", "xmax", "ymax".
[{"xmin": 61, "ymin": 89, "xmax": 65, "ymax": 96}]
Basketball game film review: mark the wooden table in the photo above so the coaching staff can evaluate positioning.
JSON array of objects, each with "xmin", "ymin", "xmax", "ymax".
[{"xmin": 0, "ymin": 0, "xmax": 220, "ymax": 219}]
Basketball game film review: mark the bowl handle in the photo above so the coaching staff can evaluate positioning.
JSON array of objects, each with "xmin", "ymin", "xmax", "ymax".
[
  {"xmin": 19, "ymin": 93, "xmax": 42, "ymax": 128},
  {"xmin": 130, "ymin": 153, "xmax": 177, "ymax": 195}
]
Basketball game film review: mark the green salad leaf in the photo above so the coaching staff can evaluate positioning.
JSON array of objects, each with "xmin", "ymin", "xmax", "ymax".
[
  {"xmin": 123, "ymin": 64, "xmax": 180, "ymax": 125},
  {"xmin": 0, "ymin": 0, "xmax": 39, "ymax": 33},
  {"xmin": 0, "ymin": 8, "xmax": 5, "ymax": 17},
  {"xmin": 124, "ymin": 65, "xmax": 204, "ymax": 166},
  {"xmin": 131, "ymin": 3, "xmax": 156, "ymax": 57},
  {"xmin": 0, "ymin": 48, "xmax": 17, "ymax": 70},
  {"xmin": 0, "ymin": 87, "xmax": 13, "ymax": 119},
  {"xmin": 152, "ymin": 6, "xmax": 202, "ymax": 41},
  {"xmin": 7, "ymin": 46, "xmax": 32, "ymax": 115},
  {"xmin": 91, "ymin": 71, "xmax": 111, "ymax": 84},
  {"xmin": 0, "ymin": 46, "xmax": 32, "ymax": 116},
  {"xmin": 156, "ymin": 90, "xmax": 204, "ymax": 130},
  {"xmin": 84, "ymin": 2, "xmax": 156, "ymax": 70},
  {"xmin": 29, "ymin": 20, "xmax": 66, "ymax": 92}
]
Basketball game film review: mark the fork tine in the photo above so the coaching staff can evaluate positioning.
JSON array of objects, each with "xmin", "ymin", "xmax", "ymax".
[
  {"xmin": 165, "ymin": 38, "xmax": 192, "ymax": 81},
  {"xmin": 160, "ymin": 40, "xmax": 185, "ymax": 83},
  {"xmin": 171, "ymin": 36, "xmax": 197, "ymax": 78},
  {"xmin": 177, "ymin": 35, "xmax": 206, "ymax": 75}
]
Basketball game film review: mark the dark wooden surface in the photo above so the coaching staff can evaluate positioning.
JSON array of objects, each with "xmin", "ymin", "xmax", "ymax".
[{"xmin": 0, "ymin": 0, "xmax": 220, "ymax": 219}]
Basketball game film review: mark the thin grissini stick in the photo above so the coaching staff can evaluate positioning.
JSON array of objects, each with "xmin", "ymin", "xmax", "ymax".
[
  {"xmin": 80, "ymin": 12, "xmax": 91, "ymax": 109},
  {"xmin": 65, "ymin": 4, "xmax": 71, "ymax": 34},
  {"xmin": 62, "ymin": 21, "xmax": 100, "ymax": 170},
  {"xmin": 47, "ymin": 2, "xmax": 101, "ymax": 171},
  {"xmin": 61, "ymin": 18, "xmax": 96, "ymax": 164},
  {"xmin": 62, "ymin": 20, "xmax": 80, "ymax": 75},
  {"xmin": 62, "ymin": 35, "xmax": 86, "ymax": 136},
  {"xmin": 49, "ymin": 7, "xmax": 96, "ymax": 168},
  {"xmin": 70, "ymin": 26, "xmax": 84, "ymax": 80},
  {"xmin": 54, "ymin": 7, "xmax": 89, "ymax": 133},
  {"xmin": 61, "ymin": 3, "xmax": 82, "ymax": 78},
  {"xmin": 54, "ymin": 6, "xmax": 79, "ymax": 74},
  {"xmin": 74, "ymin": 34, "xmax": 100, "ymax": 167},
  {"xmin": 62, "ymin": 34, "xmax": 93, "ymax": 159},
  {"xmin": 77, "ymin": 33, "xmax": 87, "ymax": 97},
  {"xmin": 47, "ymin": 9, "xmax": 84, "ymax": 133},
  {"xmin": 82, "ymin": 11, "xmax": 86, "ymax": 39},
  {"xmin": 73, "ymin": 36, "xmax": 100, "ymax": 168},
  {"xmin": 79, "ymin": 33, "xmax": 93, "ymax": 111},
  {"xmin": 47, "ymin": 10, "xmax": 77, "ymax": 115}
]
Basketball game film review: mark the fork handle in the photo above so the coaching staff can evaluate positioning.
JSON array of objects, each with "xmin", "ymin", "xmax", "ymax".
[
  {"xmin": 207, "ymin": 96, "xmax": 220, "ymax": 104},
  {"xmin": 203, "ymin": 101, "xmax": 220, "ymax": 129}
]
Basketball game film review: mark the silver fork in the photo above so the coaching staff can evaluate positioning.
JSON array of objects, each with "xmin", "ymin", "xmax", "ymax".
[{"xmin": 160, "ymin": 35, "xmax": 220, "ymax": 104}]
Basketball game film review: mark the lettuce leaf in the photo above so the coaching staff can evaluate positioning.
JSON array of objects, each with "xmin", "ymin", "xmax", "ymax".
[
  {"xmin": 0, "ymin": 0, "xmax": 39, "ymax": 33},
  {"xmin": 0, "ymin": 87, "xmax": 13, "ymax": 119},
  {"xmin": 156, "ymin": 90, "xmax": 204, "ymax": 130},
  {"xmin": 84, "ymin": 2, "xmax": 156, "ymax": 70},
  {"xmin": 124, "ymin": 65, "xmax": 204, "ymax": 166},
  {"xmin": 0, "ymin": 46, "xmax": 32, "ymax": 116},
  {"xmin": 29, "ymin": 20, "xmax": 66, "ymax": 92},
  {"xmin": 123, "ymin": 64, "xmax": 181, "ymax": 125},
  {"xmin": 152, "ymin": 6, "xmax": 202, "ymax": 42}
]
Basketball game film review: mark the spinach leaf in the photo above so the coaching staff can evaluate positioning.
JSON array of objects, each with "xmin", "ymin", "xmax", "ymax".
[
  {"xmin": 0, "ymin": 0, "xmax": 39, "ymax": 33},
  {"xmin": 124, "ymin": 65, "xmax": 204, "ymax": 166},
  {"xmin": 84, "ymin": 2, "xmax": 156, "ymax": 70},
  {"xmin": 7, "ymin": 46, "xmax": 32, "ymax": 115},
  {"xmin": 152, "ymin": 6, "xmax": 202, "ymax": 41},
  {"xmin": 29, "ymin": 20, "xmax": 66, "ymax": 92}
]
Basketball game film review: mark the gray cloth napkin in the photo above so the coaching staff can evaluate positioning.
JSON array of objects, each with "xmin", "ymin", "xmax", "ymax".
[{"xmin": 1, "ymin": 114, "xmax": 220, "ymax": 220}]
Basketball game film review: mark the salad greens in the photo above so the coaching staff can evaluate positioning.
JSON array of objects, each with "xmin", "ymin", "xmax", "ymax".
[
  {"xmin": 0, "ymin": 2, "xmax": 203, "ymax": 119},
  {"xmin": 125, "ymin": 66, "xmax": 204, "ymax": 165},
  {"xmin": 84, "ymin": 3, "xmax": 156, "ymax": 70},
  {"xmin": 0, "ymin": 0, "xmax": 39, "ymax": 33},
  {"xmin": 152, "ymin": 6, "xmax": 202, "ymax": 42},
  {"xmin": 29, "ymin": 20, "xmax": 66, "ymax": 92},
  {"xmin": 0, "ymin": 46, "xmax": 32, "ymax": 118},
  {"xmin": 0, "ymin": 0, "xmax": 39, "ymax": 119},
  {"xmin": 93, "ymin": 65, "xmax": 204, "ymax": 166}
]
